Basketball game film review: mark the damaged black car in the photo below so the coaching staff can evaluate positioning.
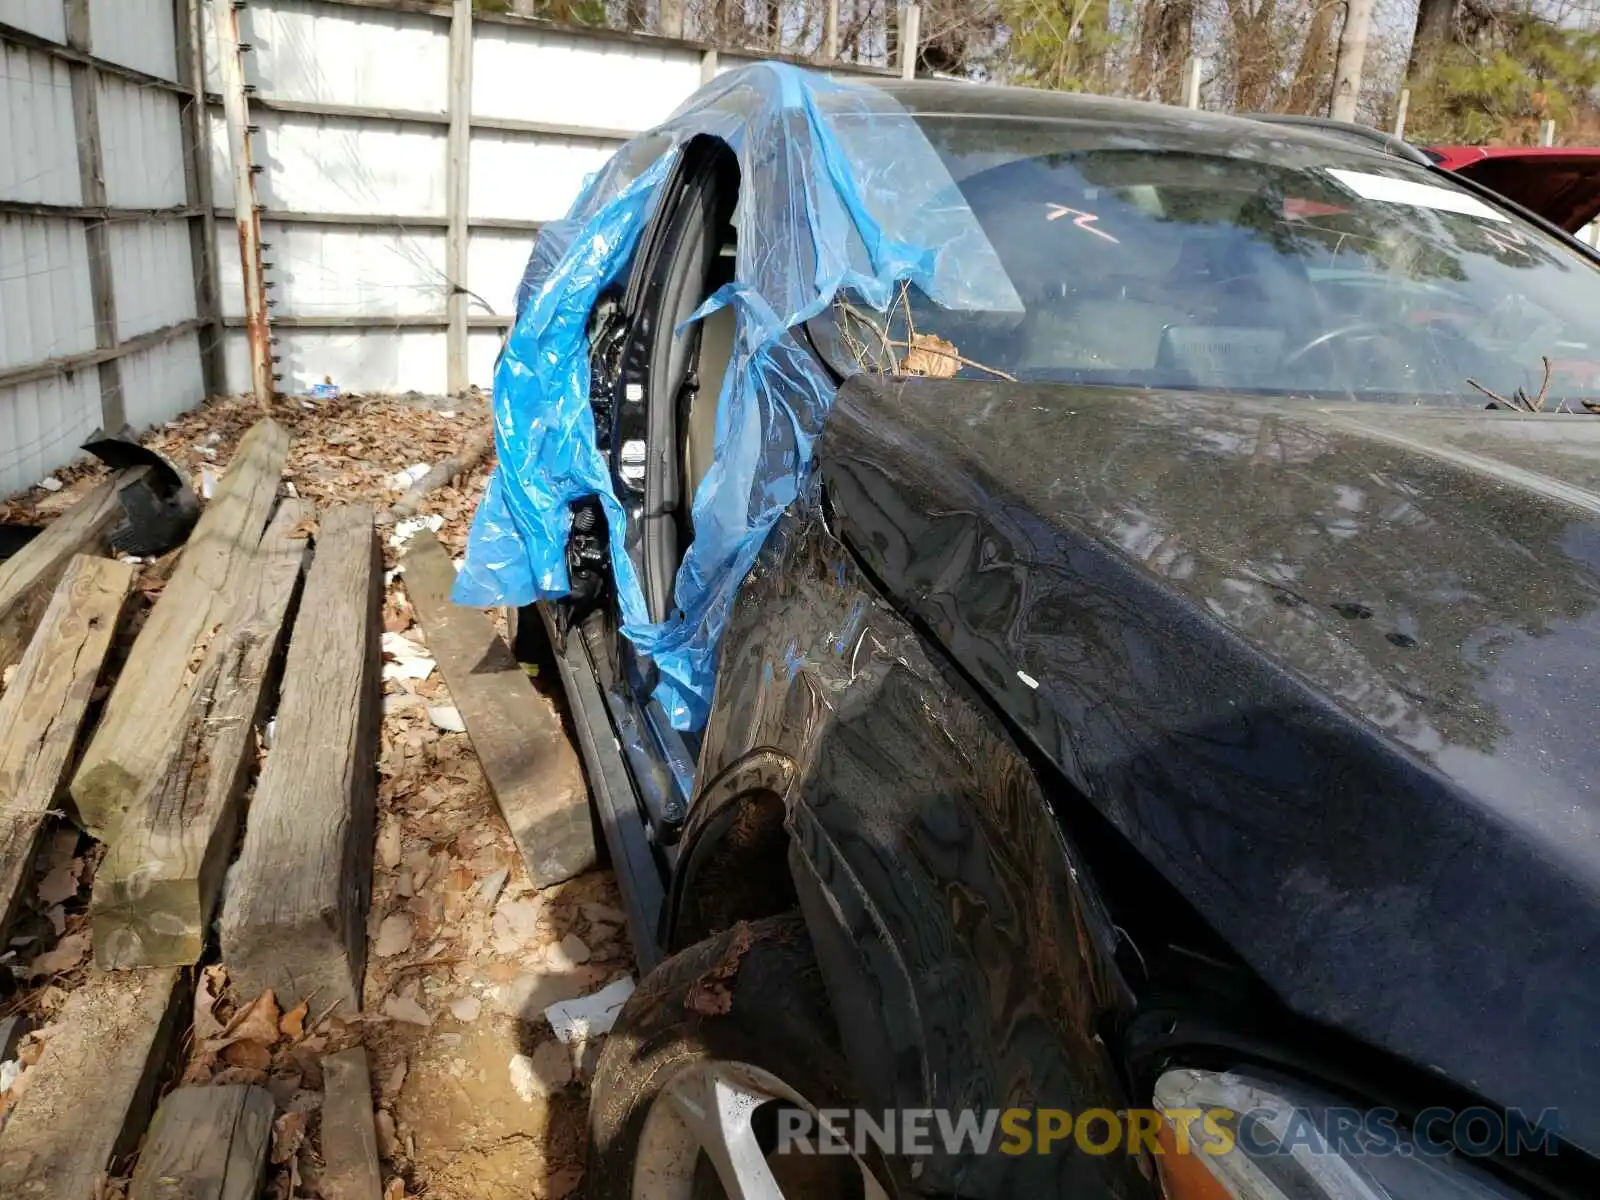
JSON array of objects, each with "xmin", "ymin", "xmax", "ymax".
[{"xmin": 487, "ymin": 77, "xmax": 1600, "ymax": 1200}]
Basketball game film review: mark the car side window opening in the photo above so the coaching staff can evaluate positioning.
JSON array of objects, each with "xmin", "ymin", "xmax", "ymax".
[
  {"xmin": 812, "ymin": 116, "xmax": 1600, "ymax": 410},
  {"xmin": 612, "ymin": 140, "xmax": 740, "ymax": 627}
]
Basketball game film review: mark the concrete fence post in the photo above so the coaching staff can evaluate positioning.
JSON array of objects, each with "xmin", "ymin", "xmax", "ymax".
[{"xmin": 446, "ymin": 0, "xmax": 474, "ymax": 397}]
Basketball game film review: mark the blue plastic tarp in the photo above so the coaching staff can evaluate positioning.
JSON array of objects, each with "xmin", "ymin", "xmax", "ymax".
[{"xmin": 454, "ymin": 62, "xmax": 1020, "ymax": 729}]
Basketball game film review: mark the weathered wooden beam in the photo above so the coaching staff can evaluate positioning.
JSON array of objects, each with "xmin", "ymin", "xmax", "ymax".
[
  {"xmin": 127, "ymin": 1084, "xmax": 275, "ymax": 1200},
  {"xmin": 390, "ymin": 427, "xmax": 492, "ymax": 518},
  {"xmin": 224, "ymin": 313, "xmax": 515, "ymax": 330},
  {"xmin": 0, "ymin": 20, "xmax": 191, "ymax": 96},
  {"xmin": 225, "ymin": 93, "xmax": 638, "ymax": 141},
  {"xmin": 0, "ymin": 468, "xmax": 144, "ymax": 675},
  {"xmin": 0, "ymin": 556, "xmax": 134, "ymax": 946},
  {"xmin": 404, "ymin": 531, "xmax": 594, "ymax": 887},
  {"xmin": 0, "ymin": 318, "xmax": 208, "ymax": 393},
  {"xmin": 91, "ymin": 502, "xmax": 312, "ymax": 969},
  {"xmin": 65, "ymin": 0, "xmax": 126, "ymax": 429},
  {"xmin": 0, "ymin": 967, "xmax": 188, "ymax": 1199},
  {"xmin": 177, "ymin": 0, "xmax": 225, "ymax": 398},
  {"xmin": 220, "ymin": 504, "xmax": 381, "ymax": 1013},
  {"xmin": 0, "ymin": 199, "xmax": 198, "ymax": 222},
  {"xmin": 72, "ymin": 419, "xmax": 289, "ymax": 840},
  {"xmin": 320, "ymin": 1047, "xmax": 384, "ymax": 1200}
]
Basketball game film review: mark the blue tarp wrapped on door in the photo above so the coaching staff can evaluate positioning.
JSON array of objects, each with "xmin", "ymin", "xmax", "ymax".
[{"xmin": 454, "ymin": 62, "xmax": 1020, "ymax": 729}]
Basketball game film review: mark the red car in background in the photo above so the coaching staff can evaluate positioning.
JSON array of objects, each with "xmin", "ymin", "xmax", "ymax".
[
  {"xmin": 1250, "ymin": 115, "xmax": 1600, "ymax": 235},
  {"xmin": 1425, "ymin": 144, "xmax": 1600, "ymax": 234}
]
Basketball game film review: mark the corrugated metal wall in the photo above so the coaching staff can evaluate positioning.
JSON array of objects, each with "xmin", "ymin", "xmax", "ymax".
[
  {"xmin": 0, "ymin": 0, "xmax": 208, "ymax": 496},
  {"xmin": 2, "ymin": 0, "xmax": 889, "ymax": 493},
  {"xmin": 207, "ymin": 0, "xmax": 891, "ymax": 398}
]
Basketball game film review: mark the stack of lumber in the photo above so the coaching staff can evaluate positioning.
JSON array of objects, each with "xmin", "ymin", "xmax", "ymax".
[{"xmin": 0, "ymin": 420, "xmax": 385, "ymax": 1198}]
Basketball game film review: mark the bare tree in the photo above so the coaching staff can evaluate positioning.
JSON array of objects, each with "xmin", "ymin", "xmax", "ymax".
[
  {"xmin": 1331, "ymin": 0, "xmax": 1375, "ymax": 119},
  {"xmin": 1133, "ymin": 0, "xmax": 1196, "ymax": 102},
  {"xmin": 1284, "ymin": 0, "xmax": 1340, "ymax": 112}
]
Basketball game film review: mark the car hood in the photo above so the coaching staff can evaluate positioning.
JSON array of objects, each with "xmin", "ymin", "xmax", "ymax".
[
  {"xmin": 1431, "ymin": 146, "xmax": 1600, "ymax": 234},
  {"xmin": 821, "ymin": 375, "xmax": 1600, "ymax": 1152}
]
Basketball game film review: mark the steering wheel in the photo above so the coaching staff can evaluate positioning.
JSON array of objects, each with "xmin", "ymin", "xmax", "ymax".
[{"xmin": 1280, "ymin": 320, "xmax": 1396, "ymax": 368}]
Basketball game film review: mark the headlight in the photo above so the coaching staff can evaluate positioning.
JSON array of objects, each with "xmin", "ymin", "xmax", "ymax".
[{"xmin": 1152, "ymin": 1067, "xmax": 1533, "ymax": 1200}]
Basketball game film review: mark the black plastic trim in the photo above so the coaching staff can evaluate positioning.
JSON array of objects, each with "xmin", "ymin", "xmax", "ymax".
[{"xmin": 540, "ymin": 604, "xmax": 668, "ymax": 971}]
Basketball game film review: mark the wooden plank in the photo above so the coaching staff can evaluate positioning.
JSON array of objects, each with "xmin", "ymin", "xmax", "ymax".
[
  {"xmin": 127, "ymin": 1084, "xmax": 274, "ymax": 1200},
  {"xmin": 72, "ymin": 419, "xmax": 288, "ymax": 840},
  {"xmin": 0, "ymin": 200, "xmax": 197, "ymax": 222},
  {"xmin": 320, "ymin": 1047, "xmax": 384, "ymax": 1200},
  {"xmin": 0, "ymin": 19, "xmax": 192, "ymax": 96},
  {"xmin": 223, "ymin": 313, "xmax": 515, "ymax": 330},
  {"xmin": 405, "ymin": 531, "xmax": 595, "ymax": 887},
  {"xmin": 0, "ymin": 556, "xmax": 134, "ymax": 946},
  {"xmin": 91, "ymin": 502, "xmax": 312, "ymax": 969},
  {"xmin": 211, "ymin": 208, "xmax": 545, "ymax": 234},
  {"xmin": 65, "ymin": 0, "xmax": 125, "ymax": 430},
  {"xmin": 220, "ymin": 504, "xmax": 381, "ymax": 1013},
  {"xmin": 231, "ymin": 94, "xmax": 637, "ymax": 141},
  {"xmin": 0, "ymin": 318, "xmax": 208, "ymax": 393},
  {"xmin": 0, "ymin": 967, "xmax": 187, "ymax": 1199},
  {"xmin": 0, "ymin": 469, "xmax": 143, "ymax": 675},
  {"xmin": 177, "ymin": 0, "xmax": 225, "ymax": 398}
]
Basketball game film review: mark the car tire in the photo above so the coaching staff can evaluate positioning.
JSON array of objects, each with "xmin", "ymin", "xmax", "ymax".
[{"xmin": 587, "ymin": 914, "xmax": 888, "ymax": 1199}]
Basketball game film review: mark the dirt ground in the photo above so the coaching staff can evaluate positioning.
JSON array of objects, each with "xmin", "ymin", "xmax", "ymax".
[{"xmin": 0, "ymin": 391, "xmax": 634, "ymax": 1199}]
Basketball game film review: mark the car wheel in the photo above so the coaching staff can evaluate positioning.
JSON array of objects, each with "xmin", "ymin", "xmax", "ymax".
[{"xmin": 587, "ymin": 914, "xmax": 892, "ymax": 1199}]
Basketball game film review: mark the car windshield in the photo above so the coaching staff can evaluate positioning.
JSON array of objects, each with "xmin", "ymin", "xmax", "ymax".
[{"xmin": 812, "ymin": 113, "xmax": 1600, "ymax": 409}]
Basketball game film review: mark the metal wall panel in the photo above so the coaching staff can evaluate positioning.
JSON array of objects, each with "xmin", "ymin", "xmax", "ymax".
[
  {"xmin": 118, "ymin": 329, "xmax": 205, "ymax": 430},
  {"xmin": 98, "ymin": 75, "xmax": 186, "ymax": 208},
  {"xmin": 0, "ymin": 214, "xmax": 95, "ymax": 369},
  {"xmin": 467, "ymin": 228, "xmax": 535, "ymax": 321},
  {"xmin": 241, "ymin": 0, "xmax": 448, "ymax": 112},
  {"xmin": 197, "ymin": 0, "xmax": 879, "ymax": 398},
  {"xmin": 228, "ymin": 326, "xmax": 451, "ymax": 395},
  {"xmin": 468, "ymin": 327, "xmax": 503, "ymax": 390},
  {"xmin": 468, "ymin": 130, "xmax": 612, "ymax": 223},
  {"xmin": 0, "ymin": 42, "xmax": 82, "ymax": 205},
  {"xmin": 472, "ymin": 24, "xmax": 698, "ymax": 132},
  {"xmin": 1, "ymin": 0, "xmax": 66, "ymax": 42},
  {"xmin": 252, "ymin": 111, "xmax": 446, "ymax": 216},
  {"xmin": 199, "ymin": 0, "xmax": 220, "ymax": 94},
  {"xmin": 110, "ymin": 219, "xmax": 195, "ymax": 339},
  {"xmin": 215, "ymin": 222, "xmax": 446, "ymax": 318},
  {"xmin": 206, "ymin": 109, "xmax": 233, "ymax": 207},
  {"xmin": 0, "ymin": 372, "xmax": 100, "ymax": 496},
  {"xmin": 240, "ymin": 327, "xmax": 503, "ymax": 395},
  {"xmin": 88, "ymin": 0, "xmax": 178, "ymax": 80}
]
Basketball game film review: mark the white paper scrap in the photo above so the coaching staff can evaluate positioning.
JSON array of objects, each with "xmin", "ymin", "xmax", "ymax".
[{"xmin": 545, "ymin": 977, "xmax": 636, "ymax": 1044}]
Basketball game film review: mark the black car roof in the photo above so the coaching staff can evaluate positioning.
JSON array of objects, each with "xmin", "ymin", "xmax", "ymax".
[{"xmin": 869, "ymin": 79, "xmax": 1404, "ymax": 165}]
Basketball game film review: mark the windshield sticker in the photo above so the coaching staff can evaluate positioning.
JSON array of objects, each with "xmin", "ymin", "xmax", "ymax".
[
  {"xmin": 1045, "ymin": 203, "xmax": 1120, "ymax": 243},
  {"xmin": 1325, "ymin": 168, "xmax": 1510, "ymax": 222}
]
